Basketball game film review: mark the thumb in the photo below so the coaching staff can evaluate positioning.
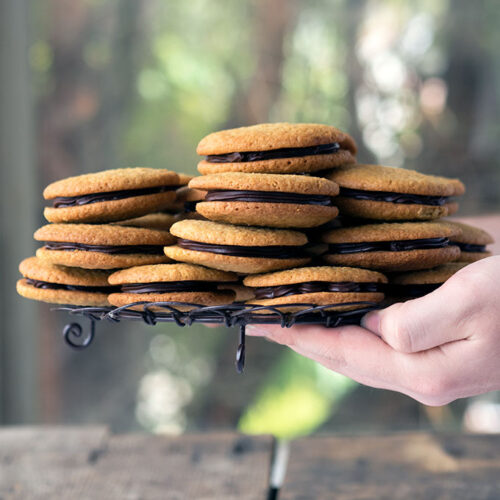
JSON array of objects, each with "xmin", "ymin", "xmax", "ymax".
[{"xmin": 362, "ymin": 280, "xmax": 474, "ymax": 353}]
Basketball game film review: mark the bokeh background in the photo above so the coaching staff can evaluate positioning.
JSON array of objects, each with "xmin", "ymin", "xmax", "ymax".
[{"xmin": 1, "ymin": 0, "xmax": 500, "ymax": 437}]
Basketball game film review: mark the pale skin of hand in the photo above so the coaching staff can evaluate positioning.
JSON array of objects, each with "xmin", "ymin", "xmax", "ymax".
[{"xmin": 247, "ymin": 255, "xmax": 500, "ymax": 406}]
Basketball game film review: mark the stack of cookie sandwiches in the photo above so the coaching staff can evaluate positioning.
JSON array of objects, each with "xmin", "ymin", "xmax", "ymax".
[
  {"xmin": 321, "ymin": 163, "xmax": 494, "ymax": 299},
  {"xmin": 160, "ymin": 122, "xmax": 388, "ymax": 311},
  {"xmin": 18, "ymin": 167, "xmax": 184, "ymax": 307},
  {"xmin": 17, "ymin": 122, "xmax": 493, "ymax": 312}
]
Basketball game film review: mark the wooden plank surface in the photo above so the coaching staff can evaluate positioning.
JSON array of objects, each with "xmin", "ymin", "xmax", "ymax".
[
  {"xmin": 0, "ymin": 427, "xmax": 274, "ymax": 500},
  {"xmin": 0, "ymin": 426, "xmax": 109, "ymax": 499},
  {"xmin": 280, "ymin": 432, "xmax": 500, "ymax": 500}
]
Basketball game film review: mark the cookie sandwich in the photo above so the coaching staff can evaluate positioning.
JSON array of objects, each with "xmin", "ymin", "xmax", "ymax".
[
  {"xmin": 114, "ymin": 213, "xmax": 177, "ymax": 231},
  {"xmin": 244, "ymin": 266, "xmax": 387, "ymax": 311},
  {"xmin": 35, "ymin": 223, "xmax": 175, "ymax": 269},
  {"xmin": 197, "ymin": 123, "xmax": 357, "ymax": 175},
  {"xmin": 17, "ymin": 256, "xmax": 117, "ymax": 306},
  {"xmin": 173, "ymin": 185, "xmax": 207, "ymax": 219},
  {"xmin": 389, "ymin": 262, "xmax": 468, "ymax": 299},
  {"xmin": 217, "ymin": 283, "xmax": 256, "ymax": 302},
  {"xmin": 189, "ymin": 172, "xmax": 339, "ymax": 228},
  {"xmin": 327, "ymin": 164, "xmax": 465, "ymax": 220},
  {"xmin": 43, "ymin": 168, "xmax": 180, "ymax": 223},
  {"xmin": 321, "ymin": 221, "xmax": 461, "ymax": 272},
  {"xmin": 159, "ymin": 173, "xmax": 197, "ymax": 215},
  {"xmin": 108, "ymin": 263, "xmax": 236, "ymax": 310},
  {"xmin": 443, "ymin": 221, "xmax": 494, "ymax": 262},
  {"xmin": 166, "ymin": 220, "xmax": 310, "ymax": 274}
]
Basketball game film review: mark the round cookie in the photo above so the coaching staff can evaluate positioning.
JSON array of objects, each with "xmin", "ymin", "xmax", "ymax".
[
  {"xmin": 389, "ymin": 262, "xmax": 468, "ymax": 299},
  {"xmin": 326, "ymin": 164, "xmax": 465, "ymax": 220},
  {"xmin": 108, "ymin": 263, "xmax": 236, "ymax": 311},
  {"xmin": 442, "ymin": 221, "xmax": 494, "ymax": 262},
  {"xmin": 197, "ymin": 123, "xmax": 357, "ymax": 174},
  {"xmin": 17, "ymin": 256, "xmax": 117, "ymax": 306},
  {"xmin": 34, "ymin": 223, "xmax": 175, "ymax": 269},
  {"xmin": 175, "ymin": 173, "xmax": 194, "ymax": 186},
  {"xmin": 43, "ymin": 168, "xmax": 180, "ymax": 223},
  {"xmin": 113, "ymin": 213, "xmax": 177, "ymax": 230},
  {"xmin": 244, "ymin": 265, "xmax": 386, "ymax": 311},
  {"xmin": 218, "ymin": 283, "xmax": 256, "ymax": 302},
  {"xmin": 189, "ymin": 172, "xmax": 339, "ymax": 228},
  {"xmin": 170, "ymin": 186, "xmax": 207, "ymax": 219},
  {"xmin": 166, "ymin": 220, "xmax": 310, "ymax": 274},
  {"xmin": 321, "ymin": 222, "xmax": 461, "ymax": 272},
  {"xmin": 161, "ymin": 175, "xmax": 199, "ymax": 215}
]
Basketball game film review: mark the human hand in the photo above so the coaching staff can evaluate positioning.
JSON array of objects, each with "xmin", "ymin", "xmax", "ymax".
[{"xmin": 246, "ymin": 256, "xmax": 500, "ymax": 406}]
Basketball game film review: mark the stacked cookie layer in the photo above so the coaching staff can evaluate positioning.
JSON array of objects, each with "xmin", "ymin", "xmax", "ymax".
[
  {"xmin": 17, "ymin": 168, "xmax": 206, "ymax": 307},
  {"xmin": 160, "ymin": 123, "xmax": 389, "ymax": 311},
  {"xmin": 17, "ymin": 122, "xmax": 493, "ymax": 310},
  {"xmin": 320, "ymin": 163, "xmax": 493, "ymax": 298}
]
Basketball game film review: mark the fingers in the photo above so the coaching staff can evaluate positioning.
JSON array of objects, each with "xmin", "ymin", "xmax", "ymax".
[
  {"xmin": 247, "ymin": 324, "xmax": 411, "ymax": 393},
  {"xmin": 361, "ymin": 265, "xmax": 490, "ymax": 353},
  {"xmin": 247, "ymin": 323, "xmax": 468, "ymax": 406}
]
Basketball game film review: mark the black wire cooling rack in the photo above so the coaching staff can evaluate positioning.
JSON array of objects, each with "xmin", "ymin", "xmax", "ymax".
[{"xmin": 54, "ymin": 301, "xmax": 379, "ymax": 373}]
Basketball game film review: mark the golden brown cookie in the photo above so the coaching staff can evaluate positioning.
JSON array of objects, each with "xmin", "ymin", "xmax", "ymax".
[
  {"xmin": 442, "ymin": 221, "xmax": 494, "ymax": 262},
  {"xmin": 108, "ymin": 263, "xmax": 237, "ymax": 284},
  {"xmin": 197, "ymin": 123, "xmax": 357, "ymax": 174},
  {"xmin": 243, "ymin": 266, "xmax": 386, "ymax": 311},
  {"xmin": 108, "ymin": 263, "xmax": 236, "ymax": 311},
  {"xmin": 34, "ymin": 223, "xmax": 175, "ymax": 269},
  {"xmin": 167, "ymin": 185, "xmax": 208, "ymax": 219},
  {"xmin": 189, "ymin": 172, "xmax": 339, "ymax": 228},
  {"xmin": 389, "ymin": 262, "xmax": 468, "ymax": 299},
  {"xmin": 113, "ymin": 213, "xmax": 177, "ymax": 230},
  {"xmin": 176, "ymin": 173, "xmax": 194, "ymax": 186},
  {"xmin": 17, "ymin": 256, "xmax": 116, "ymax": 306},
  {"xmin": 218, "ymin": 283, "xmax": 256, "ymax": 302},
  {"xmin": 321, "ymin": 222, "xmax": 461, "ymax": 272},
  {"xmin": 166, "ymin": 220, "xmax": 310, "ymax": 273},
  {"xmin": 326, "ymin": 164, "xmax": 465, "ymax": 220},
  {"xmin": 43, "ymin": 168, "xmax": 180, "ymax": 223}
]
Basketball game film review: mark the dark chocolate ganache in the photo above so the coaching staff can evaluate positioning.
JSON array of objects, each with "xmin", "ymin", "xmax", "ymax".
[
  {"xmin": 204, "ymin": 190, "xmax": 334, "ymax": 206},
  {"xmin": 338, "ymin": 187, "xmax": 448, "ymax": 206},
  {"xmin": 254, "ymin": 281, "xmax": 384, "ymax": 299},
  {"xmin": 52, "ymin": 185, "xmax": 177, "ymax": 208},
  {"xmin": 389, "ymin": 283, "xmax": 442, "ymax": 298},
  {"xmin": 452, "ymin": 242, "xmax": 487, "ymax": 253},
  {"xmin": 327, "ymin": 237, "xmax": 450, "ymax": 254},
  {"xmin": 25, "ymin": 278, "xmax": 119, "ymax": 293},
  {"xmin": 44, "ymin": 241, "xmax": 165, "ymax": 255},
  {"xmin": 177, "ymin": 238, "xmax": 307, "ymax": 259},
  {"xmin": 121, "ymin": 281, "xmax": 220, "ymax": 294},
  {"xmin": 206, "ymin": 142, "xmax": 340, "ymax": 163}
]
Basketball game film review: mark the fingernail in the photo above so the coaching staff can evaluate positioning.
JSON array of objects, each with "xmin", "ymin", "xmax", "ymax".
[
  {"xmin": 361, "ymin": 310, "xmax": 381, "ymax": 335},
  {"xmin": 246, "ymin": 325, "xmax": 272, "ymax": 337}
]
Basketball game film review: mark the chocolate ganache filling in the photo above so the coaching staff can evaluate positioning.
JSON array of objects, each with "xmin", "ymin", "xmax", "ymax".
[
  {"xmin": 206, "ymin": 143, "xmax": 340, "ymax": 163},
  {"xmin": 254, "ymin": 281, "xmax": 384, "ymax": 299},
  {"xmin": 52, "ymin": 185, "xmax": 177, "ymax": 208},
  {"xmin": 25, "ymin": 278, "xmax": 120, "ymax": 293},
  {"xmin": 184, "ymin": 201, "xmax": 199, "ymax": 213},
  {"xmin": 177, "ymin": 238, "xmax": 307, "ymax": 259},
  {"xmin": 121, "ymin": 281, "xmax": 221, "ymax": 294},
  {"xmin": 204, "ymin": 190, "xmax": 334, "ymax": 206},
  {"xmin": 338, "ymin": 187, "xmax": 448, "ymax": 206},
  {"xmin": 452, "ymin": 242, "xmax": 487, "ymax": 253},
  {"xmin": 327, "ymin": 237, "xmax": 450, "ymax": 254},
  {"xmin": 389, "ymin": 283, "xmax": 441, "ymax": 298},
  {"xmin": 44, "ymin": 241, "xmax": 165, "ymax": 255}
]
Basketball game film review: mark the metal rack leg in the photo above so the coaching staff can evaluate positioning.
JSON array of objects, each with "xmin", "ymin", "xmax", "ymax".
[{"xmin": 235, "ymin": 324, "xmax": 246, "ymax": 374}]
